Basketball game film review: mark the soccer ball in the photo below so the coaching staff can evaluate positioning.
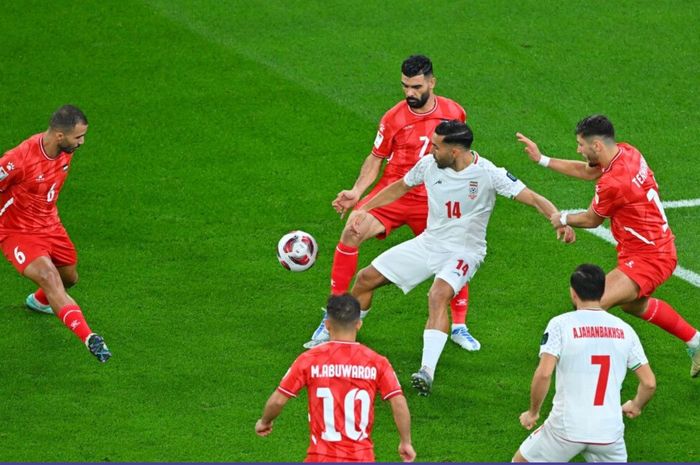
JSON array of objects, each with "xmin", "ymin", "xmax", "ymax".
[{"xmin": 277, "ymin": 230, "xmax": 318, "ymax": 272}]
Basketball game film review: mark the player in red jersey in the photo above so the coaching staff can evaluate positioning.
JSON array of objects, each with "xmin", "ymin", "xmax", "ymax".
[
  {"xmin": 256, "ymin": 294, "xmax": 415, "ymax": 462},
  {"xmin": 516, "ymin": 114, "xmax": 700, "ymax": 377},
  {"xmin": 305, "ymin": 55, "xmax": 478, "ymax": 351},
  {"xmin": 0, "ymin": 105, "xmax": 111, "ymax": 362}
]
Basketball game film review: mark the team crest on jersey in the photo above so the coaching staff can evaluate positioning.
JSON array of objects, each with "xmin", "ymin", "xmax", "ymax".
[
  {"xmin": 0, "ymin": 167, "xmax": 7, "ymax": 181},
  {"xmin": 6, "ymin": 163, "xmax": 14, "ymax": 171},
  {"xmin": 468, "ymin": 181, "xmax": 479, "ymax": 200}
]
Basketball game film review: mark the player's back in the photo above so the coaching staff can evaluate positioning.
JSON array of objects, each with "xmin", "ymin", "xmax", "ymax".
[
  {"xmin": 286, "ymin": 341, "xmax": 402, "ymax": 462},
  {"xmin": 594, "ymin": 143, "xmax": 674, "ymax": 254},
  {"xmin": 547, "ymin": 310, "xmax": 646, "ymax": 443}
]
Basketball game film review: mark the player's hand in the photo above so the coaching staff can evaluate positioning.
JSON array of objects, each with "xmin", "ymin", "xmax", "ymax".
[
  {"xmin": 550, "ymin": 211, "xmax": 564, "ymax": 229},
  {"xmin": 557, "ymin": 226, "xmax": 576, "ymax": 243},
  {"xmin": 519, "ymin": 410, "xmax": 539, "ymax": 430},
  {"xmin": 622, "ymin": 400, "xmax": 642, "ymax": 419},
  {"xmin": 398, "ymin": 442, "xmax": 416, "ymax": 462},
  {"xmin": 332, "ymin": 189, "xmax": 360, "ymax": 219},
  {"xmin": 254, "ymin": 419, "xmax": 273, "ymax": 436},
  {"xmin": 516, "ymin": 132, "xmax": 544, "ymax": 163},
  {"xmin": 351, "ymin": 210, "xmax": 369, "ymax": 235}
]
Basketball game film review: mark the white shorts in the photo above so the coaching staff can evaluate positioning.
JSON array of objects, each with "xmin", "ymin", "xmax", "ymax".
[
  {"xmin": 518, "ymin": 421, "xmax": 627, "ymax": 463},
  {"xmin": 371, "ymin": 234, "xmax": 481, "ymax": 295}
]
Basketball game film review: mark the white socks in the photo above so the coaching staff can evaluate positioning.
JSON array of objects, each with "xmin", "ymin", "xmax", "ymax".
[
  {"xmin": 421, "ymin": 329, "xmax": 448, "ymax": 379},
  {"xmin": 688, "ymin": 331, "xmax": 700, "ymax": 349}
]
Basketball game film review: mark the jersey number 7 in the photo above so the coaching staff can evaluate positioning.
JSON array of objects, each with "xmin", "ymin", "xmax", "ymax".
[{"xmin": 591, "ymin": 355, "xmax": 610, "ymax": 406}]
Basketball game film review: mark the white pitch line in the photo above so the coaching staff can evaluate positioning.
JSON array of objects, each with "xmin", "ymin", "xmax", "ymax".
[{"xmin": 564, "ymin": 201, "xmax": 700, "ymax": 289}]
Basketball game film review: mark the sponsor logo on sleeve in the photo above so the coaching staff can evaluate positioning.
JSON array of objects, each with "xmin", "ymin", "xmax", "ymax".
[
  {"xmin": 373, "ymin": 130, "xmax": 384, "ymax": 149},
  {"xmin": 506, "ymin": 172, "xmax": 518, "ymax": 182},
  {"xmin": 0, "ymin": 167, "xmax": 7, "ymax": 181},
  {"xmin": 540, "ymin": 332, "xmax": 549, "ymax": 345}
]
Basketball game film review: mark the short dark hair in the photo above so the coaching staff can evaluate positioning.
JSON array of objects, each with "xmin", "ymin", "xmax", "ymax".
[
  {"xmin": 570, "ymin": 264, "xmax": 606, "ymax": 301},
  {"xmin": 326, "ymin": 294, "xmax": 361, "ymax": 329},
  {"xmin": 49, "ymin": 105, "xmax": 88, "ymax": 132},
  {"xmin": 575, "ymin": 114, "xmax": 615, "ymax": 141},
  {"xmin": 402, "ymin": 55, "xmax": 433, "ymax": 77},
  {"xmin": 435, "ymin": 120, "xmax": 473, "ymax": 150}
]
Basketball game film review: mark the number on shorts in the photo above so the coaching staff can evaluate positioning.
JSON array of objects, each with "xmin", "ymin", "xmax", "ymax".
[
  {"xmin": 591, "ymin": 355, "xmax": 610, "ymax": 406},
  {"xmin": 13, "ymin": 246, "xmax": 26, "ymax": 264},
  {"xmin": 316, "ymin": 387, "xmax": 370, "ymax": 442},
  {"xmin": 455, "ymin": 259, "xmax": 469, "ymax": 276}
]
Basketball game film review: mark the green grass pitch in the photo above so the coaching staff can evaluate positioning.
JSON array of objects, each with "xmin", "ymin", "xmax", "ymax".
[{"xmin": 0, "ymin": 0, "xmax": 698, "ymax": 461}]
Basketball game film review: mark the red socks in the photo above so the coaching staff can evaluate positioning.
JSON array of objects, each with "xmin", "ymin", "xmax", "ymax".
[
  {"xmin": 451, "ymin": 284, "xmax": 469, "ymax": 325},
  {"xmin": 57, "ymin": 304, "xmax": 93, "ymax": 343},
  {"xmin": 641, "ymin": 298, "xmax": 697, "ymax": 342},
  {"xmin": 330, "ymin": 242, "xmax": 359, "ymax": 295},
  {"xmin": 34, "ymin": 288, "xmax": 49, "ymax": 305}
]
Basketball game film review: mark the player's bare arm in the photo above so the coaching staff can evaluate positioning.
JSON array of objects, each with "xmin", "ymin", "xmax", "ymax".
[
  {"xmin": 550, "ymin": 206, "xmax": 605, "ymax": 230},
  {"xmin": 388, "ymin": 395, "xmax": 416, "ymax": 462},
  {"xmin": 255, "ymin": 390, "xmax": 290, "ymax": 437},
  {"xmin": 350, "ymin": 179, "xmax": 412, "ymax": 234},
  {"xmin": 514, "ymin": 188, "xmax": 575, "ymax": 243},
  {"xmin": 520, "ymin": 353, "xmax": 556, "ymax": 429},
  {"xmin": 516, "ymin": 132, "xmax": 601, "ymax": 180},
  {"xmin": 333, "ymin": 154, "xmax": 384, "ymax": 217},
  {"xmin": 622, "ymin": 363, "xmax": 656, "ymax": 419}
]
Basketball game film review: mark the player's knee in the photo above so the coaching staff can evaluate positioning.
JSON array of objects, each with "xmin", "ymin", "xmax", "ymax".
[
  {"xmin": 355, "ymin": 266, "xmax": 381, "ymax": 290},
  {"xmin": 34, "ymin": 267, "xmax": 63, "ymax": 290},
  {"xmin": 339, "ymin": 226, "xmax": 363, "ymax": 247},
  {"xmin": 63, "ymin": 271, "xmax": 79, "ymax": 288}
]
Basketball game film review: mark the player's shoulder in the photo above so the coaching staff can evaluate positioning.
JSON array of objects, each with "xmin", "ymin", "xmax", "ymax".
[
  {"xmin": 4, "ymin": 133, "xmax": 40, "ymax": 158},
  {"xmin": 435, "ymin": 95, "xmax": 467, "ymax": 118},
  {"xmin": 381, "ymin": 100, "xmax": 410, "ymax": 124},
  {"xmin": 356, "ymin": 342, "xmax": 391, "ymax": 364}
]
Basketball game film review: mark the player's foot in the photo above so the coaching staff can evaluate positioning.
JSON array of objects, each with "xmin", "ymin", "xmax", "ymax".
[
  {"xmin": 688, "ymin": 346, "xmax": 700, "ymax": 378},
  {"xmin": 85, "ymin": 333, "xmax": 111, "ymax": 363},
  {"xmin": 25, "ymin": 293, "xmax": 53, "ymax": 315},
  {"xmin": 451, "ymin": 325, "xmax": 481, "ymax": 351},
  {"xmin": 411, "ymin": 367, "xmax": 433, "ymax": 397},
  {"xmin": 303, "ymin": 309, "xmax": 330, "ymax": 349}
]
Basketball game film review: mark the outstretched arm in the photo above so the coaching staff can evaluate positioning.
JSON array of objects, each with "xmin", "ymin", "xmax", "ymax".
[
  {"xmin": 516, "ymin": 133, "xmax": 602, "ymax": 181},
  {"xmin": 351, "ymin": 179, "xmax": 413, "ymax": 234},
  {"xmin": 333, "ymin": 154, "xmax": 384, "ymax": 217},
  {"xmin": 519, "ymin": 353, "xmax": 557, "ymax": 429},
  {"xmin": 514, "ymin": 188, "xmax": 575, "ymax": 243},
  {"xmin": 255, "ymin": 390, "xmax": 290, "ymax": 436},
  {"xmin": 388, "ymin": 395, "xmax": 416, "ymax": 462},
  {"xmin": 622, "ymin": 364, "xmax": 656, "ymax": 418},
  {"xmin": 550, "ymin": 205, "xmax": 605, "ymax": 230}
]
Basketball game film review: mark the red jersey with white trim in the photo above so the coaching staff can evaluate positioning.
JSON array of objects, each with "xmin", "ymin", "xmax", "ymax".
[
  {"xmin": 0, "ymin": 133, "xmax": 73, "ymax": 234},
  {"xmin": 371, "ymin": 96, "xmax": 466, "ymax": 202},
  {"xmin": 591, "ymin": 143, "xmax": 675, "ymax": 255},
  {"xmin": 277, "ymin": 341, "xmax": 403, "ymax": 462}
]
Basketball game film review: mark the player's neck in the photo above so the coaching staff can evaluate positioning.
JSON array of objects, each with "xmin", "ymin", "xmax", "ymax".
[
  {"xmin": 412, "ymin": 94, "xmax": 437, "ymax": 114},
  {"xmin": 329, "ymin": 331, "xmax": 357, "ymax": 343},
  {"xmin": 42, "ymin": 131, "xmax": 62, "ymax": 159},
  {"xmin": 598, "ymin": 144, "xmax": 620, "ymax": 169},
  {"xmin": 452, "ymin": 150, "xmax": 474, "ymax": 171},
  {"xmin": 576, "ymin": 300, "xmax": 604, "ymax": 311}
]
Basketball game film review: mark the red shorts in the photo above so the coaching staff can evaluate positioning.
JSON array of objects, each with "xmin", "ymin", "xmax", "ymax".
[
  {"xmin": 305, "ymin": 450, "xmax": 375, "ymax": 462},
  {"xmin": 617, "ymin": 248, "xmax": 677, "ymax": 298},
  {"xmin": 0, "ymin": 225, "xmax": 77, "ymax": 274},
  {"xmin": 357, "ymin": 186, "xmax": 427, "ymax": 239}
]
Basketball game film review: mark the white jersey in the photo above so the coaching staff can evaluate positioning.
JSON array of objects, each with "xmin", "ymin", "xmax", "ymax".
[
  {"xmin": 403, "ymin": 152, "xmax": 526, "ymax": 256},
  {"xmin": 540, "ymin": 309, "xmax": 648, "ymax": 443}
]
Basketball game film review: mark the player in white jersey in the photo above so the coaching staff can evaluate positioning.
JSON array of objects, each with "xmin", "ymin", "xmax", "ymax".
[
  {"xmin": 347, "ymin": 120, "xmax": 575, "ymax": 395},
  {"xmin": 514, "ymin": 264, "xmax": 656, "ymax": 463}
]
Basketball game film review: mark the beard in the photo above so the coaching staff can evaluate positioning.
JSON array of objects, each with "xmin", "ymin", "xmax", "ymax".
[
  {"xmin": 406, "ymin": 91, "xmax": 430, "ymax": 109},
  {"xmin": 59, "ymin": 143, "xmax": 78, "ymax": 153}
]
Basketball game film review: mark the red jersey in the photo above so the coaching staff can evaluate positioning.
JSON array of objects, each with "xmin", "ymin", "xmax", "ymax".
[
  {"xmin": 277, "ymin": 341, "xmax": 403, "ymax": 462},
  {"xmin": 591, "ymin": 143, "xmax": 675, "ymax": 256},
  {"xmin": 0, "ymin": 133, "xmax": 73, "ymax": 234},
  {"xmin": 371, "ymin": 96, "xmax": 466, "ymax": 202}
]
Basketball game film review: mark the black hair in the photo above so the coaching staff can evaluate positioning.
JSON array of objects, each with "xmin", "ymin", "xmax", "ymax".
[
  {"xmin": 402, "ymin": 55, "xmax": 433, "ymax": 77},
  {"xmin": 575, "ymin": 114, "xmax": 615, "ymax": 140},
  {"xmin": 434, "ymin": 119, "xmax": 473, "ymax": 150},
  {"xmin": 570, "ymin": 264, "xmax": 606, "ymax": 301},
  {"xmin": 326, "ymin": 294, "xmax": 361, "ymax": 329},
  {"xmin": 49, "ymin": 105, "xmax": 88, "ymax": 132}
]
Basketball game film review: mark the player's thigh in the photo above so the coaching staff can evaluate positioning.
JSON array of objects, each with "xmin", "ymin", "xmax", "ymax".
[
  {"xmin": 518, "ymin": 423, "xmax": 583, "ymax": 463},
  {"xmin": 22, "ymin": 255, "xmax": 63, "ymax": 289},
  {"xmin": 432, "ymin": 250, "xmax": 481, "ymax": 295},
  {"xmin": 371, "ymin": 236, "xmax": 432, "ymax": 294},
  {"xmin": 47, "ymin": 226, "xmax": 78, "ymax": 269},
  {"xmin": 341, "ymin": 210, "xmax": 386, "ymax": 245},
  {"xmin": 0, "ymin": 234, "xmax": 50, "ymax": 274},
  {"xmin": 601, "ymin": 268, "xmax": 641, "ymax": 309},
  {"xmin": 582, "ymin": 437, "xmax": 627, "ymax": 462},
  {"xmin": 57, "ymin": 264, "xmax": 79, "ymax": 287}
]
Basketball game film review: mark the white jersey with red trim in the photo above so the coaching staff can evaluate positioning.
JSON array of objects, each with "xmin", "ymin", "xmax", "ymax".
[
  {"xmin": 539, "ymin": 309, "xmax": 648, "ymax": 443},
  {"xmin": 403, "ymin": 152, "xmax": 525, "ymax": 255}
]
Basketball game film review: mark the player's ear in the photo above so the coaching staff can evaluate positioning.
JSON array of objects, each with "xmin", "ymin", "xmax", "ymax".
[{"xmin": 355, "ymin": 319, "xmax": 363, "ymax": 331}]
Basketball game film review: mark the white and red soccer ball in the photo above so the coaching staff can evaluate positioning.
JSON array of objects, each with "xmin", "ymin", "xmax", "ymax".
[{"xmin": 277, "ymin": 230, "xmax": 318, "ymax": 272}]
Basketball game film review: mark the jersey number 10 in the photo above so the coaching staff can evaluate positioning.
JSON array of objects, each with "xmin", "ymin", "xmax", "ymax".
[{"xmin": 316, "ymin": 387, "xmax": 370, "ymax": 442}]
